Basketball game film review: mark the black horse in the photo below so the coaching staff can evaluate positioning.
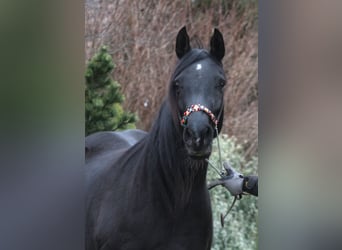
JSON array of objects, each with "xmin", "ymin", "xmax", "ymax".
[{"xmin": 85, "ymin": 27, "xmax": 226, "ymax": 250}]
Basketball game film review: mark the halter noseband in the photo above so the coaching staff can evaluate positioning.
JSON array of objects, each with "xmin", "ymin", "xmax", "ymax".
[{"xmin": 180, "ymin": 104, "xmax": 218, "ymax": 129}]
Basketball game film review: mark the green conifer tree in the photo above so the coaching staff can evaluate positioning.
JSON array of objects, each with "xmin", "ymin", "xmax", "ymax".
[{"xmin": 85, "ymin": 46, "xmax": 136, "ymax": 135}]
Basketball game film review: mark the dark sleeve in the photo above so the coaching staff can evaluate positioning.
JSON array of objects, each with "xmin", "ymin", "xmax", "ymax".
[{"xmin": 242, "ymin": 175, "xmax": 258, "ymax": 196}]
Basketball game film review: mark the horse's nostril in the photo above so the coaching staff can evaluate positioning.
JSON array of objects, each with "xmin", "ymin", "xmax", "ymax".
[
  {"xmin": 185, "ymin": 128, "xmax": 191, "ymax": 139},
  {"xmin": 205, "ymin": 126, "xmax": 211, "ymax": 137},
  {"xmin": 184, "ymin": 128, "xmax": 194, "ymax": 143}
]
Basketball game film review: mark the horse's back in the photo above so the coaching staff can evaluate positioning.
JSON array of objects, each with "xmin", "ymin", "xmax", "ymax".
[{"xmin": 85, "ymin": 129, "xmax": 146, "ymax": 159}]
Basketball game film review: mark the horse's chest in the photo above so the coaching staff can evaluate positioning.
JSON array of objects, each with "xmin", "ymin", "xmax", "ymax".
[
  {"xmin": 168, "ymin": 214, "xmax": 213, "ymax": 250},
  {"xmin": 112, "ymin": 213, "xmax": 212, "ymax": 250},
  {"xmin": 92, "ymin": 175, "xmax": 213, "ymax": 249},
  {"xmin": 118, "ymin": 199, "xmax": 213, "ymax": 250}
]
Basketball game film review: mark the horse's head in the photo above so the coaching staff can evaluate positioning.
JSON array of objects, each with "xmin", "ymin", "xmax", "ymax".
[{"xmin": 170, "ymin": 27, "xmax": 226, "ymax": 159}]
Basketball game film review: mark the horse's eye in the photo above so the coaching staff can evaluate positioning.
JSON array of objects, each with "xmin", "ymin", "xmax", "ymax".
[
  {"xmin": 218, "ymin": 80, "xmax": 226, "ymax": 88},
  {"xmin": 174, "ymin": 82, "xmax": 181, "ymax": 96}
]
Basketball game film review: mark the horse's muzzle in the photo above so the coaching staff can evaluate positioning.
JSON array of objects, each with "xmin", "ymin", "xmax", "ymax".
[{"xmin": 182, "ymin": 112, "xmax": 214, "ymax": 159}]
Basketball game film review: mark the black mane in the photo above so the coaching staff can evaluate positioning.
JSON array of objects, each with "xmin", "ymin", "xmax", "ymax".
[{"xmin": 115, "ymin": 103, "xmax": 204, "ymax": 214}]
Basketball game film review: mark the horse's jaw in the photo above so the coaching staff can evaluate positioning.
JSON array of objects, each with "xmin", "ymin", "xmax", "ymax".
[{"xmin": 182, "ymin": 156, "xmax": 208, "ymax": 170}]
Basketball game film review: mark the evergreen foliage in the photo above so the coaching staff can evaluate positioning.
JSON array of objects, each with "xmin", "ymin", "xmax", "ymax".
[{"xmin": 85, "ymin": 46, "xmax": 136, "ymax": 135}]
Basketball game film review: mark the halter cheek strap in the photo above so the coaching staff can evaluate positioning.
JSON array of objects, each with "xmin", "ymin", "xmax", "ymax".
[{"xmin": 180, "ymin": 104, "xmax": 218, "ymax": 129}]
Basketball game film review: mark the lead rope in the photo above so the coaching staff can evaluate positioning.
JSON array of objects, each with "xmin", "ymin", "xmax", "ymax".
[
  {"xmin": 205, "ymin": 127, "xmax": 225, "ymax": 177},
  {"xmin": 207, "ymin": 127, "xmax": 240, "ymax": 228},
  {"xmin": 215, "ymin": 127, "xmax": 226, "ymax": 176},
  {"xmin": 220, "ymin": 195, "xmax": 242, "ymax": 227}
]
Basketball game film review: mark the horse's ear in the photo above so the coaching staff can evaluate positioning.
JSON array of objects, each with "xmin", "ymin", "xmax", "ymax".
[
  {"xmin": 176, "ymin": 26, "xmax": 191, "ymax": 59},
  {"xmin": 210, "ymin": 28, "xmax": 225, "ymax": 61}
]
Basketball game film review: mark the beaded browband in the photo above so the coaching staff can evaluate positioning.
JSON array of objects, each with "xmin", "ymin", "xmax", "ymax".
[{"xmin": 180, "ymin": 104, "xmax": 218, "ymax": 129}]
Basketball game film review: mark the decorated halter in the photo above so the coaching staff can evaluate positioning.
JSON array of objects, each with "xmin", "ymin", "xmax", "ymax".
[{"xmin": 180, "ymin": 104, "xmax": 218, "ymax": 129}]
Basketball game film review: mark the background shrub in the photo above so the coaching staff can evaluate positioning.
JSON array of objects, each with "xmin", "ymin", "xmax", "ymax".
[
  {"xmin": 85, "ymin": 46, "xmax": 136, "ymax": 135},
  {"xmin": 208, "ymin": 134, "xmax": 258, "ymax": 249}
]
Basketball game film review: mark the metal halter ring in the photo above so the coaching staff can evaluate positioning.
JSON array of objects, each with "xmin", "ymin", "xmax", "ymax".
[{"xmin": 180, "ymin": 104, "xmax": 218, "ymax": 129}]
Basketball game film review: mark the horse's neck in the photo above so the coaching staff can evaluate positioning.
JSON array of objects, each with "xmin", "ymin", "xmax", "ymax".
[{"xmin": 140, "ymin": 102, "xmax": 208, "ymax": 210}]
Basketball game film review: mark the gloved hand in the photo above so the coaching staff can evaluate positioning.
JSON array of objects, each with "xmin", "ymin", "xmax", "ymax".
[
  {"xmin": 220, "ymin": 161, "xmax": 244, "ymax": 196},
  {"xmin": 208, "ymin": 161, "xmax": 258, "ymax": 197},
  {"xmin": 207, "ymin": 161, "xmax": 258, "ymax": 227}
]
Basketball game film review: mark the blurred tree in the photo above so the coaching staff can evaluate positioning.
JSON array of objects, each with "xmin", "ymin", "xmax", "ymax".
[{"xmin": 85, "ymin": 46, "xmax": 136, "ymax": 135}]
